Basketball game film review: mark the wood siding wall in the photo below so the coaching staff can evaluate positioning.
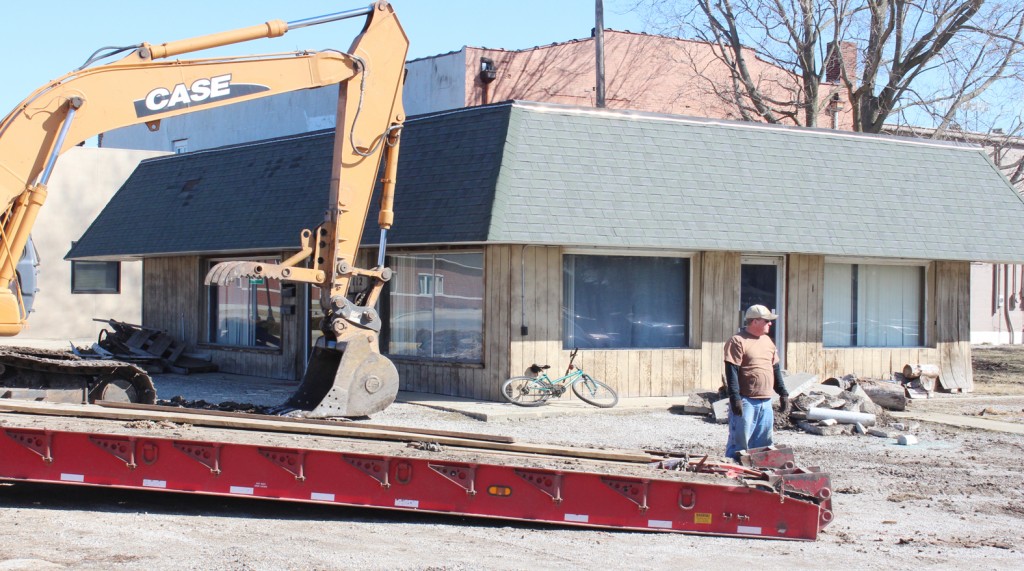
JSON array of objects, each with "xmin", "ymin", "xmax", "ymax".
[
  {"xmin": 393, "ymin": 245, "xmax": 501, "ymax": 400},
  {"xmin": 141, "ymin": 251, "xmax": 974, "ymax": 399},
  {"xmin": 791, "ymin": 255, "xmax": 968, "ymax": 384},
  {"xmin": 699, "ymin": 251, "xmax": 741, "ymax": 390},
  {"xmin": 143, "ymin": 256, "xmax": 301, "ymax": 381},
  {"xmin": 935, "ymin": 261, "xmax": 973, "ymax": 390},
  {"xmin": 785, "ymin": 254, "xmax": 824, "ymax": 374},
  {"xmin": 393, "ymin": 245, "xmax": 707, "ymax": 400}
]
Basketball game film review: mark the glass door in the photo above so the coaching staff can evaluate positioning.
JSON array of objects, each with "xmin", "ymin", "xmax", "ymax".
[{"xmin": 740, "ymin": 256, "xmax": 785, "ymax": 363}]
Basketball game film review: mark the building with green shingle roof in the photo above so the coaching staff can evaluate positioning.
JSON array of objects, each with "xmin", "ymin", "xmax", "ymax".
[{"xmin": 69, "ymin": 101, "xmax": 1024, "ymax": 398}]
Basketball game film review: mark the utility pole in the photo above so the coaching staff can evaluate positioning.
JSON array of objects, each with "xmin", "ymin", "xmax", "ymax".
[{"xmin": 595, "ymin": 0, "xmax": 606, "ymax": 108}]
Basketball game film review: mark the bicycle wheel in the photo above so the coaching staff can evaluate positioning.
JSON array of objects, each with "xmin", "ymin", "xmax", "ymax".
[
  {"xmin": 500, "ymin": 376, "xmax": 551, "ymax": 407},
  {"xmin": 571, "ymin": 374, "xmax": 618, "ymax": 408}
]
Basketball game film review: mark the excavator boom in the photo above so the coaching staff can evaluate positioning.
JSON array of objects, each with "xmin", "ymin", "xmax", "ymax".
[{"xmin": 0, "ymin": 2, "xmax": 409, "ymax": 415}]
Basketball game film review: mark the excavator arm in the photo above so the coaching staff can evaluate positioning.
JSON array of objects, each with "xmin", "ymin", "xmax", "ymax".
[
  {"xmin": 204, "ymin": 2, "xmax": 408, "ymax": 417},
  {"xmin": 0, "ymin": 2, "xmax": 409, "ymax": 415},
  {"xmin": 0, "ymin": 2, "xmax": 406, "ymax": 332}
]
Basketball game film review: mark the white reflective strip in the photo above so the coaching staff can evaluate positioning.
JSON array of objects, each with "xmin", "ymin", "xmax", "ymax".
[
  {"xmin": 565, "ymin": 513, "xmax": 589, "ymax": 523},
  {"xmin": 648, "ymin": 520, "xmax": 673, "ymax": 529},
  {"xmin": 737, "ymin": 525, "xmax": 763, "ymax": 535},
  {"xmin": 143, "ymin": 479, "xmax": 167, "ymax": 489},
  {"xmin": 311, "ymin": 492, "xmax": 335, "ymax": 502},
  {"xmin": 395, "ymin": 498, "xmax": 419, "ymax": 508},
  {"xmin": 230, "ymin": 486, "xmax": 255, "ymax": 495},
  {"xmin": 60, "ymin": 473, "xmax": 84, "ymax": 483}
]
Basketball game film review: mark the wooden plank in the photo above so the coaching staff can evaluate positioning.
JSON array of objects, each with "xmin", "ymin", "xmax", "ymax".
[
  {"xmin": 498, "ymin": 245, "xmax": 513, "ymax": 400},
  {"xmin": 528, "ymin": 246, "xmax": 543, "ymax": 380},
  {"xmin": 594, "ymin": 350, "xmax": 611, "ymax": 394},
  {"xmin": 0, "ymin": 400, "xmax": 655, "ymax": 464},
  {"xmin": 639, "ymin": 351, "xmax": 652, "ymax": 397},
  {"xmin": 650, "ymin": 350, "xmax": 664, "ymax": 397},
  {"xmin": 514, "ymin": 245, "xmax": 527, "ymax": 375},
  {"xmin": 935, "ymin": 261, "xmax": 971, "ymax": 390},
  {"xmin": 96, "ymin": 401, "xmax": 517, "ymax": 443},
  {"xmin": 147, "ymin": 335, "xmax": 174, "ymax": 358},
  {"xmin": 670, "ymin": 350, "xmax": 686, "ymax": 394},
  {"xmin": 484, "ymin": 245, "xmax": 502, "ymax": 402},
  {"xmin": 545, "ymin": 247, "xmax": 561, "ymax": 384}
]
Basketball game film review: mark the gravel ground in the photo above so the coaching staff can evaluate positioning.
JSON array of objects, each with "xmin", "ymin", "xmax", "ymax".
[{"xmin": 1, "ymin": 395, "xmax": 1023, "ymax": 571}]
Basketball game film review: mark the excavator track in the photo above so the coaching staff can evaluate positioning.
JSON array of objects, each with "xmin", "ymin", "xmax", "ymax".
[{"xmin": 0, "ymin": 346, "xmax": 156, "ymax": 405}]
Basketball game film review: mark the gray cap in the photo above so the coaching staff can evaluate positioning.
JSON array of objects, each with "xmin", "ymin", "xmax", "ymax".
[{"xmin": 745, "ymin": 304, "xmax": 778, "ymax": 321}]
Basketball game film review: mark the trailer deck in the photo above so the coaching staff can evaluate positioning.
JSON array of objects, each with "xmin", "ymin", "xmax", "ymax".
[{"xmin": 0, "ymin": 401, "xmax": 832, "ymax": 540}]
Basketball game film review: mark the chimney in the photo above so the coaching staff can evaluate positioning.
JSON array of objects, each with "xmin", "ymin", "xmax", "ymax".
[{"xmin": 825, "ymin": 42, "xmax": 841, "ymax": 84}]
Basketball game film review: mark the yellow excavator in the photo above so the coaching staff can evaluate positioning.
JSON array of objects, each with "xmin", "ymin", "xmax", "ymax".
[{"xmin": 0, "ymin": 2, "xmax": 408, "ymax": 416}]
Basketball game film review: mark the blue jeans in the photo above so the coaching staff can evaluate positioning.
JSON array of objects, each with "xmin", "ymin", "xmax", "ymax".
[{"xmin": 726, "ymin": 396, "xmax": 774, "ymax": 460}]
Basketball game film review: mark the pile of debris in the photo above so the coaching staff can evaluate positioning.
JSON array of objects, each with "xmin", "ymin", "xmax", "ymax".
[
  {"xmin": 684, "ymin": 367, "xmax": 938, "ymax": 445},
  {"xmin": 77, "ymin": 319, "xmax": 218, "ymax": 375},
  {"xmin": 789, "ymin": 375, "xmax": 884, "ymax": 436},
  {"xmin": 157, "ymin": 395, "xmax": 271, "ymax": 415}
]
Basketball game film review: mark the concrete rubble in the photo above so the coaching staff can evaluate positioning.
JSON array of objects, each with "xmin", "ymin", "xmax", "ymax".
[{"xmin": 691, "ymin": 371, "xmax": 921, "ymax": 444}]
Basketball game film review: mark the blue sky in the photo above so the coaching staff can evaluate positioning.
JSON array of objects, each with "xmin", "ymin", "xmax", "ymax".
[{"xmin": 0, "ymin": 0, "xmax": 645, "ymax": 117}]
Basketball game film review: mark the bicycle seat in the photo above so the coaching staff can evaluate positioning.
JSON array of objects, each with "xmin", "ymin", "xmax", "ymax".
[{"xmin": 528, "ymin": 364, "xmax": 551, "ymax": 374}]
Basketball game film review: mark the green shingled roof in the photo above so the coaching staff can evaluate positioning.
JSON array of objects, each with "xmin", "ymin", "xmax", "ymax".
[
  {"xmin": 68, "ymin": 100, "xmax": 1024, "ymax": 263},
  {"xmin": 490, "ymin": 102, "xmax": 1024, "ymax": 262}
]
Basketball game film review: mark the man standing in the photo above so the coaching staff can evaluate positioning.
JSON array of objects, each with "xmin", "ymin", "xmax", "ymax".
[{"xmin": 724, "ymin": 304, "xmax": 790, "ymax": 460}]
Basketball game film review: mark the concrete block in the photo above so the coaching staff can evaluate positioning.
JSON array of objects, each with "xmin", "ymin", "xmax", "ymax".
[
  {"xmin": 868, "ymin": 428, "xmax": 897, "ymax": 438},
  {"xmin": 781, "ymin": 372, "xmax": 820, "ymax": 398},
  {"xmin": 810, "ymin": 384, "xmax": 845, "ymax": 397},
  {"xmin": 712, "ymin": 398, "xmax": 730, "ymax": 424},
  {"xmin": 683, "ymin": 392, "xmax": 716, "ymax": 415},
  {"xmin": 797, "ymin": 420, "xmax": 853, "ymax": 436},
  {"xmin": 897, "ymin": 434, "xmax": 919, "ymax": 446}
]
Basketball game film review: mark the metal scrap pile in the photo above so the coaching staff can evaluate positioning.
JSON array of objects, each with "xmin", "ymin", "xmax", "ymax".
[{"xmin": 82, "ymin": 318, "xmax": 217, "ymax": 375}]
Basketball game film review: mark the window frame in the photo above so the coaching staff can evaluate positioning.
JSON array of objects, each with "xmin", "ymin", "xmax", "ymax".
[
  {"xmin": 384, "ymin": 250, "xmax": 485, "ymax": 364},
  {"xmin": 203, "ymin": 256, "xmax": 284, "ymax": 352},
  {"xmin": 561, "ymin": 248, "xmax": 695, "ymax": 351},
  {"xmin": 822, "ymin": 257, "xmax": 930, "ymax": 348},
  {"xmin": 70, "ymin": 260, "xmax": 121, "ymax": 294}
]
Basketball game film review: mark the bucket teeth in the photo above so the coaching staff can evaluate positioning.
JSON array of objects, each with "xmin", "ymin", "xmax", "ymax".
[{"xmin": 204, "ymin": 261, "xmax": 280, "ymax": 285}]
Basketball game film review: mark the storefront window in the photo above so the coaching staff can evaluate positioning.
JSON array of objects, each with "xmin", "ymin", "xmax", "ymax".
[
  {"xmin": 563, "ymin": 254, "xmax": 689, "ymax": 349},
  {"xmin": 823, "ymin": 263, "xmax": 925, "ymax": 347},
  {"xmin": 387, "ymin": 252, "xmax": 484, "ymax": 362},
  {"xmin": 207, "ymin": 259, "xmax": 282, "ymax": 349}
]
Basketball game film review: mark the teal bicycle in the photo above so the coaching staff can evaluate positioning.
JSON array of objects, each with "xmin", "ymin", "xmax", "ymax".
[{"xmin": 500, "ymin": 349, "xmax": 618, "ymax": 408}]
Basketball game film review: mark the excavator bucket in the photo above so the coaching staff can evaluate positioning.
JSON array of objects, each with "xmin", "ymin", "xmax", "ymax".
[
  {"xmin": 278, "ymin": 332, "xmax": 399, "ymax": 418},
  {"xmin": 205, "ymin": 262, "xmax": 398, "ymax": 418}
]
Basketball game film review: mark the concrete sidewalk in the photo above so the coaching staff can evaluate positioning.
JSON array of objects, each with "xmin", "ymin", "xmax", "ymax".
[
  {"xmin": 399, "ymin": 391, "xmax": 686, "ymax": 421},
  {"xmin": 890, "ymin": 410, "xmax": 1024, "ymax": 435},
  {"xmin": 152, "ymin": 371, "xmax": 688, "ymax": 422}
]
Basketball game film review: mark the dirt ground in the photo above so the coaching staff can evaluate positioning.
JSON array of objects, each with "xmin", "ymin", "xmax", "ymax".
[{"xmin": 1, "ymin": 349, "xmax": 1023, "ymax": 570}]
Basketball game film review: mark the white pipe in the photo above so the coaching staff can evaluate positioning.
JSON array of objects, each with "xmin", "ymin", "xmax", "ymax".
[{"xmin": 806, "ymin": 407, "xmax": 876, "ymax": 427}]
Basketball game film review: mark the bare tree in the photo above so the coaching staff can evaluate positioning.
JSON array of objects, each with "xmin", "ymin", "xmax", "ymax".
[
  {"xmin": 634, "ymin": 0, "xmax": 1024, "ymax": 135},
  {"xmin": 634, "ymin": 0, "xmax": 851, "ymax": 127}
]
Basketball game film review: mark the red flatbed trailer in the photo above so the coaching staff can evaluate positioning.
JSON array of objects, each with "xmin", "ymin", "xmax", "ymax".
[{"xmin": 0, "ymin": 403, "xmax": 833, "ymax": 540}]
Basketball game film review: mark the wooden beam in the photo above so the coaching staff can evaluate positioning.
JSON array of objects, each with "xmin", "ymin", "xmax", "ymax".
[
  {"xmin": 96, "ymin": 400, "xmax": 514, "ymax": 444},
  {"xmin": 0, "ymin": 400, "xmax": 654, "ymax": 464}
]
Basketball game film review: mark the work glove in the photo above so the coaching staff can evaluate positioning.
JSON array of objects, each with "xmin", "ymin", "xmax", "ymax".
[
  {"xmin": 779, "ymin": 396, "xmax": 792, "ymax": 416},
  {"xmin": 729, "ymin": 397, "xmax": 743, "ymax": 417}
]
